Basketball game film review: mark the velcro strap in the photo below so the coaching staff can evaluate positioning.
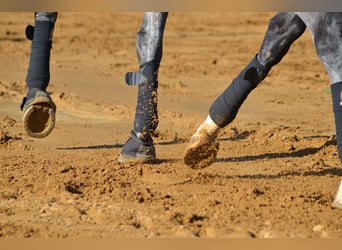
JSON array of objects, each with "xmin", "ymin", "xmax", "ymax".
[
  {"xmin": 125, "ymin": 60, "xmax": 157, "ymax": 86},
  {"xmin": 25, "ymin": 25, "xmax": 34, "ymax": 41}
]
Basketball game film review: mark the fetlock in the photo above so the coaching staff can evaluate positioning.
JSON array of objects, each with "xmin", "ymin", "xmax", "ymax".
[
  {"xmin": 191, "ymin": 115, "xmax": 221, "ymax": 143},
  {"xmin": 118, "ymin": 130, "xmax": 156, "ymax": 164}
]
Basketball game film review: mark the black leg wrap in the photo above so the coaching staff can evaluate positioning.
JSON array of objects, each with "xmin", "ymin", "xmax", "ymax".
[
  {"xmin": 331, "ymin": 81, "xmax": 342, "ymax": 163},
  {"xmin": 26, "ymin": 12, "xmax": 57, "ymax": 91},
  {"xmin": 133, "ymin": 60, "xmax": 159, "ymax": 142},
  {"xmin": 209, "ymin": 55, "xmax": 271, "ymax": 127}
]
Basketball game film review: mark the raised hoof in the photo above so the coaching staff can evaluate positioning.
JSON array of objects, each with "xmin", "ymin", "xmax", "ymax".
[
  {"xmin": 183, "ymin": 132, "xmax": 219, "ymax": 169},
  {"xmin": 22, "ymin": 89, "xmax": 56, "ymax": 138}
]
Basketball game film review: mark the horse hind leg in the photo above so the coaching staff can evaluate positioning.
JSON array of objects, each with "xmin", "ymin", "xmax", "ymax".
[{"xmin": 301, "ymin": 12, "xmax": 342, "ymax": 209}]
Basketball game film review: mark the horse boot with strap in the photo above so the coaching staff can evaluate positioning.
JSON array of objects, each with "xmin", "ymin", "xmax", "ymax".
[{"xmin": 119, "ymin": 60, "xmax": 160, "ymax": 163}]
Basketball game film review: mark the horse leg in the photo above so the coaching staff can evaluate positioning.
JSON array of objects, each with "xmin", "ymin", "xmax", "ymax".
[
  {"xmin": 21, "ymin": 12, "xmax": 58, "ymax": 138},
  {"xmin": 184, "ymin": 12, "xmax": 307, "ymax": 169},
  {"xmin": 118, "ymin": 12, "xmax": 168, "ymax": 163},
  {"xmin": 300, "ymin": 12, "xmax": 342, "ymax": 209}
]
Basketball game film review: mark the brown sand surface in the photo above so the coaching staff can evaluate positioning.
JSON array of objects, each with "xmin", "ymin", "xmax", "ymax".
[{"xmin": 1, "ymin": 12, "xmax": 342, "ymax": 238}]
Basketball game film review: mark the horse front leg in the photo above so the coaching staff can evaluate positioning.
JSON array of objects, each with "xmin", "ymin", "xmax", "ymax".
[
  {"xmin": 184, "ymin": 12, "xmax": 307, "ymax": 169},
  {"xmin": 118, "ymin": 12, "xmax": 168, "ymax": 163},
  {"xmin": 21, "ymin": 12, "xmax": 58, "ymax": 138}
]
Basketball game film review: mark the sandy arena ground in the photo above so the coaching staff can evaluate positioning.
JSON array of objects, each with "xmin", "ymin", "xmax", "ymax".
[{"xmin": 1, "ymin": 12, "xmax": 342, "ymax": 238}]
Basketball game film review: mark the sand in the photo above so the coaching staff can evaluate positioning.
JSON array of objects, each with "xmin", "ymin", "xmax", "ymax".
[{"xmin": 1, "ymin": 12, "xmax": 342, "ymax": 238}]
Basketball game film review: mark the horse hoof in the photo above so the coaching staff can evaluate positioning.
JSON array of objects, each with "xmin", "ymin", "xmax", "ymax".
[
  {"xmin": 183, "ymin": 132, "xmax": 219, "ymax": 169},
  {"xmin": 22, "ymin": 89, "xmax": 56, "ymax": 138}
]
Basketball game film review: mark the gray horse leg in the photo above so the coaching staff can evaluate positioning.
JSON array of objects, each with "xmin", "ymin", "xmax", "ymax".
[
  {"xmin": 301, "ymin": 12, "xmax": 342, "ymax": 209},
  {"xmin": 306, "ymin": 13, "xmax": 342, "ymax": 160},
  {"xmin": 119, "ymin": 12, "xmax": 168, "ymax": 163},
  {"xmin": 210, "ymin": 12, "xmax": 306, "ymax": 127},
  {"xmin": 21, "ymin": 12, "xmax": 58, "ymax": 138},
  {"xmin": 184, "ymin": 12, "xmax": 307, "ymax": 169}
]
